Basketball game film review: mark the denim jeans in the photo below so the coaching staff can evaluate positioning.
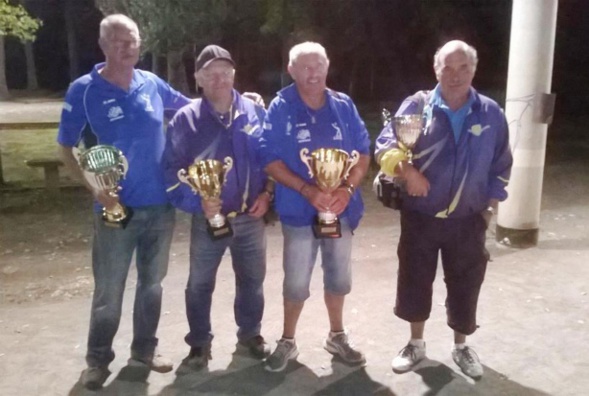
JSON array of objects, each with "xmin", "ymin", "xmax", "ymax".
[
  {"xmin": 86, "ymin": 204, "xmax": 175, "ymax": 367},
  {"xmin": 281, "ymin": 218, "xmax": 353, "ymax": 302},
  {"xmin": 185, "ymin": 213, "xmax": 266, "ymax": 348}
]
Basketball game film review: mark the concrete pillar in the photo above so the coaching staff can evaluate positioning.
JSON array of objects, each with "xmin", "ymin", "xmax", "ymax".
[{"xmin": 496, "ymin": 0, "xmax": 558, "ymax": 248}]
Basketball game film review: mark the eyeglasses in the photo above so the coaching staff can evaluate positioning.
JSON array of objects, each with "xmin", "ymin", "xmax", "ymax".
[
  {"xmin": 200, "ymin": 69, "xmax": 235, "ymax": 82},
  {"xmin": 111, "ymin": 39, "xmax": 141, "ymax": 49}
]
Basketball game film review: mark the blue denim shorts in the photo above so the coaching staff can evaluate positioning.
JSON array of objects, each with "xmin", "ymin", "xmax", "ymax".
[{"xmin": 281, "ymin": 218, "xmax": 353, "ymax": 301}]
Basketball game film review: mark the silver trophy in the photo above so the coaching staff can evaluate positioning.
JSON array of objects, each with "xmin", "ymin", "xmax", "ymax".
[
  {"xmin": 300, "ymin": 148, "xmax": 359, "ymax": 238},
  {"xmin": 393, "ymin": 114, "xmax": 424, "ymax": 164},
  {"xmin": 178, "ymin": 157, "xmax": 234, "ymax": 239},
  {"xmin": 74, "ymin": 145, "xmax": 131, "ymax": 228}
]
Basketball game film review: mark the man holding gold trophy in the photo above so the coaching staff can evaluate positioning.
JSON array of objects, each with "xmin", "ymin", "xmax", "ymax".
[
  {"xmin": 258, "ymin": 42, "xmax": 371, "ymax": 372},
  {"xmin": 162, "ymin": 45, "xmax": 272, "ymax": 373},
  {"xmin": 57, "ymin": 15, "xmax": 192, "ymax": 390},
  {"xmin": 375, "ymin": 40, "xmax": 512, "ymax": 379}
]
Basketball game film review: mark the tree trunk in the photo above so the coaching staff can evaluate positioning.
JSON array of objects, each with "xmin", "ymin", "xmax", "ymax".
[
  {"xmin": 166, "ymin": 49, "xmax": 189, "ymax": 95},
  {"xmin": 0, "ymin": 36, "xmax": 9, "ymax": 100},
  {"xmin": 24, "ymin": 41, "xmax": 38, "ymax": 91},
  {"xmin": 65, "ymin": 0, "xmax": 79, "ymax": 80},
  {"xmin": 151, "ymin": 52, "xmax": 159, "ymax": 76}
]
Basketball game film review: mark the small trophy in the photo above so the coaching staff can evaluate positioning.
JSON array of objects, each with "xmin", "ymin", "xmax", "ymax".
[
  {"xmin": 74, "ymin": 145, "xmax": 132, "ymax": 229},
  {"xmin": 300, "ymin": 148, "xmax": 359, "ymax": 239},
  {"xmin": 178, "ymin": 157, "xmax": 234, "ymax": 240},
  {"xmin": 392, "ymin": 114, "xmax": 424, "ymax": 164}
]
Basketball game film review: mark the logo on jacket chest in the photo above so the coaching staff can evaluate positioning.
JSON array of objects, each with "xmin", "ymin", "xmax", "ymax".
[
  {"xmin": 140, "ymin": 93, "xmax": 154, "ymax": 112},
  {"xmin": 107, "ymin": 106, "xmax": 124, "ymax": 121}
]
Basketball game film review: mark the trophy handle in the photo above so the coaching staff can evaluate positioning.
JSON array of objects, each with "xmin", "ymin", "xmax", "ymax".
[
  {"xmin": 72, "ymin": 147, "xmax": 82, "ymax": 164},
  {"xmin": 177, "ymin": 168, "xmax": 190, "ymax": 185},
  {"xmin": 222, "ymin": 157, "xmax": 233, "ymax": 185},
  {"xmin": 342, "ymin": 150, "xmax": 360, "ymax": 179},
  {"xmin": 381, "ymin": 108, "xmax": 391, "ymax": 127},
  {"xmin": 299, "ymin": 148, "xmax": 314, "ymax": 178},
  {"xmin": 117, "ymin": 151, "xmax": 129, "ymax": 179}
]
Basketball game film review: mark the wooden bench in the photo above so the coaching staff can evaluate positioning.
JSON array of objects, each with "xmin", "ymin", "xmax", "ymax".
[{"xmin": 25, "ymin": 158, "xmax": 64, "ymax": 192}]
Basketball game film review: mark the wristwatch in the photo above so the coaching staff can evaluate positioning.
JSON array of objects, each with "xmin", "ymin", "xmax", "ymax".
[
  {"xmin": 343, "ymin": 181, "xmax": 355, "ymax": 197},
  {"xmin": 262, "ymin": 189, "xmax": 274, "ymax": 202}
]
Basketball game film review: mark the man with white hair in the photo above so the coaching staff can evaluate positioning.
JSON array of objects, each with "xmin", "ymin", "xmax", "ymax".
[
  {"xmin": 258, "ymin": 41, "xmax": 371, "ymax": 372},
  {"xmin": 57, "ymin": 14, "xmax": 192, "ymax": 389},
  {"xmin": 375, "ymin": 40, "xmax": 512, "ymax": 379}
]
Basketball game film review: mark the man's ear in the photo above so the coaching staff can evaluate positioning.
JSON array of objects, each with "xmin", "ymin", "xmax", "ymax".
[{"xmin": 287, "ymin": 65, "xmax": 295, "ymax": 81}]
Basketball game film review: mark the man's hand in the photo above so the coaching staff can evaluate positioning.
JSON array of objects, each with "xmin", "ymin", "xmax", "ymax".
[
  {"xmin": 94, "ymin": 188, "xmax": 121, "ymax": 211},
  {"xmin": 328, "ymin": 187, "xmax": 351, "ymax": 215},
  {"xmin": 248, "ymin": 192, "xmax": 271, "ymax": 218},
  {"xmin": 201, "ymin": 197, "xmax": 222, "ymax": 220},
  {"xmin": 401, "ymin": 164, "xmax": 430, "ymax": 197},
  {"xmin": 243, "ymin": 92, "xmax": 265, "ymax": 107},
  {"xmin": 301, "ymin": 184, "xmax": 332, "ymax": 213}
]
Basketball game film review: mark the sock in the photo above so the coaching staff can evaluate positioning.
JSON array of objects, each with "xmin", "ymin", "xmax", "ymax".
[
  {"xmin": 329, "ymin": 329, "xmax": 345, "ymax": 338},
  {"xmin": 409, "ymin": 339, "xmax": 425, "ymax": 348},
  {"xmin": 281, "ymin": 337, "xmax": 295, "ymax": 343},
  {"xmin": 454, "ymin": 343, "xmax": 466, "ymax": 350}
]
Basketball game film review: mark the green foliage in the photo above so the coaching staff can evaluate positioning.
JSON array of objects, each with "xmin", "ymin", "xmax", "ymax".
[{"xmin": 0, "ymin": 0, "xmax": 42, "ymax": 42}]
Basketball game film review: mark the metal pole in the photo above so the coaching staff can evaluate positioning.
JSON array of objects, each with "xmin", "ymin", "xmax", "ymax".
[{"xmin": 497, "ymin": 0, "xmax": 558, "ymax": 248}]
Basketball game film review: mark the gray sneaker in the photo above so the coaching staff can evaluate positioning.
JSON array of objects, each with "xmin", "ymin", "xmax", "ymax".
[
  {"xmin": 176, "ymin": 344, "xmax": 212, "ymax": 375},
  {"xmin": 391, "ymin": 343, "xmax": 426, "ymax": 373},
  {"xmin": 452, "ymin": 346, "xmax": 483, "ymax": 379},
  {"xmin": 323, "ymin": 331, "xmax": 366, "ymax": 366},
  {"xmin": 264, "ymin": 339, "xmax": 299, "ymax": 372},
  {"xmin": 128, "ymin": 350, "xmax": 174, "ymax": 373},
  {"xmin": 81, "ymin": 366, "xmax": 111, "ymax": 390}
]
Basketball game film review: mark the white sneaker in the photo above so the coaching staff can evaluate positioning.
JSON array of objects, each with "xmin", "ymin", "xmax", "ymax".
[
  {"xmin": 452, "ymin": 346, "xmax": 483, "ymax": 379},
  {"xmin": 264, "ymin": 338, "xmax": 299, "ymax": 372},
  {"xmin": 391, "ymin": 342, "xmax": 426, "ymax": 373}
]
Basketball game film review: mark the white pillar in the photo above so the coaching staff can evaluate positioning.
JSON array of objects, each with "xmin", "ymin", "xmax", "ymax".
[{"xmin": 496, "ymin": 0, "xmax": 558, "ymax": 248}]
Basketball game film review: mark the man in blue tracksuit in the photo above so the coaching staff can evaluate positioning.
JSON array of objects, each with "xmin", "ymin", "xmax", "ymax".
[
  {"xmin": 258, "ymin": 42, "xmax": 371, "ymax": 372},
  {"xmin": 161, "ymin": 45, "xmax": 271, "ymax": 374},
  {"xmin": 375, "ymin": 40, "xmax": 512, "ymax": 379},
  {"xmin": 57, "ymin": 14, "xmax": 191, "ymax": 390}
]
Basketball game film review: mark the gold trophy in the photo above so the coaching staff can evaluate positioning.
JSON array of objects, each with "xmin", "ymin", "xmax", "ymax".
[
  {"xmin": 392, "ymin": 114, "xmax": 424, "ymax": 164},
  {"xmin": 178, "ymin": 157, "xmax": 234, "ymax": 240},
  {"xmin": 300, "ymin": 148, "xmax": 359, "ymax": 238},
  {"xmin": 74, "ymin": 145, "xmax": 132, "ymax": 228}
]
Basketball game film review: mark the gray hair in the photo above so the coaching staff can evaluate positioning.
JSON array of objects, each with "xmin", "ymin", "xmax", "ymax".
[
  {"xmin": 433, "ymin": 40, "xmax": 478, "ymax": 76},
  {"xmin": 288, "ymin": 42, "xmax": 329, "ymax": 68},
  {"xmin": 99, "ymin": 14, "xmax": 139, "ymax": 41}
]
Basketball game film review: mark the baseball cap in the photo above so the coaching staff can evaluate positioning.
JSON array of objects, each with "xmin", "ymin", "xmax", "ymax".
[{"xmin": 195, "ymin": 45, "xmax": 235, "ymax": 71}]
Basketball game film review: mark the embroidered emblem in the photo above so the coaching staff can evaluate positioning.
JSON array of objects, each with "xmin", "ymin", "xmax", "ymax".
[
  {"xmin": 296, "ymin": 128, "xmax": 311, "ymax": 143},
  {"xmin": 107, "ymin": 106, "xmax": 124, "ymax": 121},
  {"xmin": 332, "ymin": 122, "xmax": 342, "ymax": 140},
  {"xmin": 468, "ymin": 124, "xmax": 490, "ymax": 136},
  {"xmin": 140, "ymin": 93, "xmax": 154, "ymax": 112}
]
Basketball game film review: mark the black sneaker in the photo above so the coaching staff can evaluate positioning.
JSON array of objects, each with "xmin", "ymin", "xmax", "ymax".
[
  {"xmin": 81, "ymin": 366, "xmax": 111, "ymax": 390},
  {"xmin": 239, "ymin": 335, "xmax": 271, "ymax": 359},
  {"xmin": 176, "ymin": 345, "xmax": 212, "ymax": 375}
]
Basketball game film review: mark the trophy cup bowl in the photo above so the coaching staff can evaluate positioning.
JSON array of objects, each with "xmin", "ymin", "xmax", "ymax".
[
  {"xmin": 178, "ymin": 157, "xmax": 234, "ymax": 239},
  {"xmin": 393, "ymin": 114, "xmax": 424, "ymax": 164},
  {"xmin": 75, "ymin": 145, "xmax": 132, "ymax": 228},
  {"xmin": 300, "ymin": 148, "xmax": 359, "ymax": 239}
]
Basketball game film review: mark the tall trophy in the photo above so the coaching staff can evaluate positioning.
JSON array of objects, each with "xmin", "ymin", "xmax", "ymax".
[
  {"xmin": 178, "ymin": 157, "xmax": 234, "ymax": 240},
  {"xmin": 300, "ymin": 148, "xmax": 359, "ymax": 239},
  {"xmin": 74, "ymin": 145, "xmax": 132, "ymax": 229},
  {"xmin": 392, "ymin": 114, "xmax": 424, "ymax": 164}
]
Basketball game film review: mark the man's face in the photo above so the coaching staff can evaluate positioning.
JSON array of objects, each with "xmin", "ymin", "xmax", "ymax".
[
  {"xmin": 288, "ymin": 53, "xmax": 329, "ymax": 98},
  {"xmin": 196, "ymin": 60, "xmax": 235, "ymax": 101},
  {"xmin": 436, "ymin": 49, "xmax": 475, "ymax": 101},
  {"xmin": 100, "ymin": 25, "xmax": 141, "ymax": 69}
]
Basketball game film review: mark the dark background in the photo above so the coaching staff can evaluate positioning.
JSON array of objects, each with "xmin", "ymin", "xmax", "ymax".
[{"xmin": 4, "ymin": 0, "xmax": 589, "ymax": 123}]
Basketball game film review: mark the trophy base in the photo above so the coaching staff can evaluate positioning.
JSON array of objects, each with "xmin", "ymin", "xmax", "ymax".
[
  {"xmin": 102, "ymin": 207, "xmax": 133, "ymax": 229},
  {"xmin": 207, "ymin": 222, "xmax": 233, "ymax": 240},
  {"xmin": 312, "ymin": 217, "xmax": 342, "ymax": 239}
]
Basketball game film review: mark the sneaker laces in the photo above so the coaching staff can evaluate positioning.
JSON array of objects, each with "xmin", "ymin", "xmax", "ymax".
[
  {"xmin": 331, "ymin": 333, "xmax": 356, "ymax": 352},
  {"xmin": 460, "ymin": 347, "xmax": 479, "ymax": 364},
  {"xmin": 400, "ymin": 344, "xmax": 419, "ymax": 359},
  {"xmin": 273, "ymin": 339, "xmax": 293, "ymax": 359}
]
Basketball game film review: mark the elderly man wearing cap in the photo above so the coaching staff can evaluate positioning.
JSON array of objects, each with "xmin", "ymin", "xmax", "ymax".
[{"xmin": 162, "ymin": 44, "xmax": 272, "ymax": 373}]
